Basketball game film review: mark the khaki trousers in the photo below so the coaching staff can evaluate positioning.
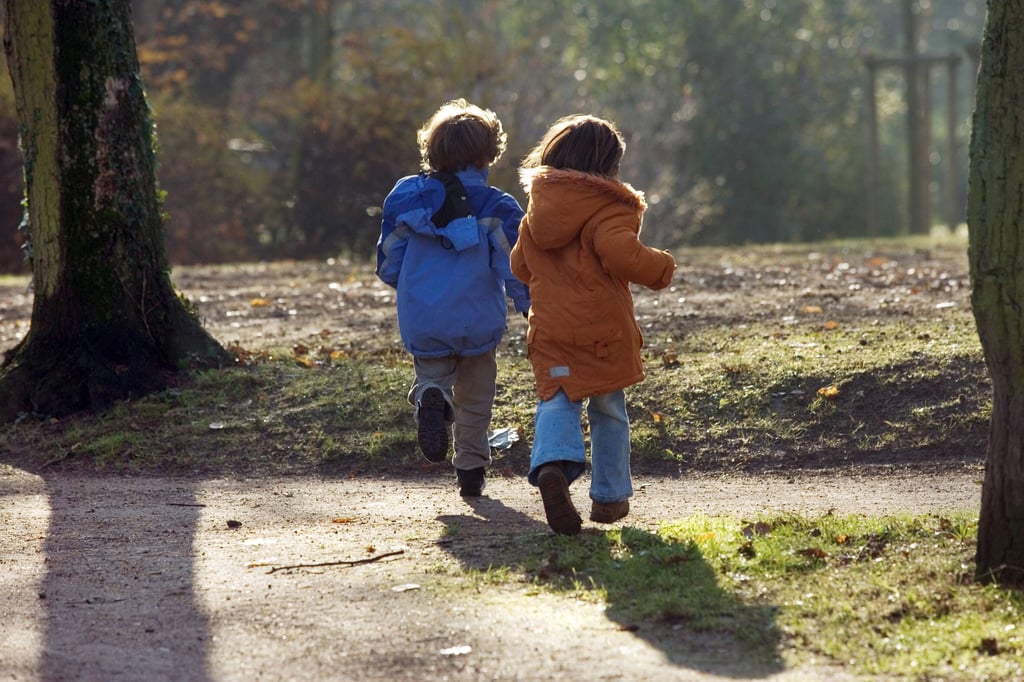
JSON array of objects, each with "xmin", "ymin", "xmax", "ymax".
[{"xmin": 410, "ymin": 348, "xmax": 496, "ymax": 470}]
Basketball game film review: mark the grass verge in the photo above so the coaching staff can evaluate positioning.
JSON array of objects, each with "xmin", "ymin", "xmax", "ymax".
[
  {"xmin": 0, "ymin": 317, "xmax": 986, "ymax": 476},
  {"xmin": 457, "ymin": 512, "xmax": 1022, "ymax": 680}
]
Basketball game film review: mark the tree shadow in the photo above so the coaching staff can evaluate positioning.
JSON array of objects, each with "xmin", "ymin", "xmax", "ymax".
[
  {"xmin": 35, "ymin": 473, "xmax": 212, "ymax": 681},
  {"xmin": 438, "ymin": 496, "xmax": 784, "ymax": 679}
]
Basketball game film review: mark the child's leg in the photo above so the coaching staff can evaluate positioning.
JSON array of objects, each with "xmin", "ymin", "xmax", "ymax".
[
  {"xmin": 587, "ymin": 389, "xmax": 632, "ymax": 504},
  {"xmin": 451, "ymin": 349, "xmax": 497, "ymax": 472},
  {"xmin": 409, "ymin": 356, "xmax": 457, "ymax": 414},
  {"xmin": 410, "ymin": 357, "xmax": 457, "ymax": 461},
  {"xmin": 527, "ymin": 390, "xmax": 587, "ymax": 486}
]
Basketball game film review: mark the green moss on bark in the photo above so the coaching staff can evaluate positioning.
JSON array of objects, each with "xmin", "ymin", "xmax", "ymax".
[{"xmin": 0, "ymin": 0, "xmax": 230, "ymax": 421}]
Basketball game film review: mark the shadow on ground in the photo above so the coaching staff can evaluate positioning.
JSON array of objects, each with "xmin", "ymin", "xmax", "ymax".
[
  {"xmin": 35, "ymin": 474, "xmax": 211, "ymax": 680},
  {"xmin": 438, "ymin": 494, "xmax": 784, "ymax": 680}
]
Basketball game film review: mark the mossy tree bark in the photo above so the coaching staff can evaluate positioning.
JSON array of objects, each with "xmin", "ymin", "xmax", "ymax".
[
  {"xmin": 968, "ymin": 0, "xmax": 1024, "ymax": 587},
  {"xmin": 0, "ymin": 0, "xmax": 231, "ymax": 420}
]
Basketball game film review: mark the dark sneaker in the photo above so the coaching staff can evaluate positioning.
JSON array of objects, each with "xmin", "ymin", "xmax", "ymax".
[
  {"xmin": 456, "ymin": 468, "xmax": 486, "ymax": 497},
  {"xmin": 417, "ymin": 387, "xmax": 449, "ymax": 462},
  {"xmin": 537, "ymin": 464, "xmax": 581, "ymax": 535},
  {"xmin": 590, "ymin": 500, "xmax": 630, "ymax": 524}
]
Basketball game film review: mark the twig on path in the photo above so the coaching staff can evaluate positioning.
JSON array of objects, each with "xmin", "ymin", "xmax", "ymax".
[
  {"xmin": 165, "ymin": 502, "xmax": 207, "ymax": 507},
  {"xmin": 265, "ymin": 549, "xmax": 405, "ymax": 574}
]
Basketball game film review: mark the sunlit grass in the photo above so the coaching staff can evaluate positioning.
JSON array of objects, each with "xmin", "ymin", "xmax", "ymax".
[{"xmin": 463, "ymin": 512, "xmax": 1022, "ymax": 679}]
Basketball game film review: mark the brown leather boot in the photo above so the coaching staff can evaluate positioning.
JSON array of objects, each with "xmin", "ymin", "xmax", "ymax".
[
  {"xmin": 590, "ymin": 500, "xmax": 629, "ymax": 524},
  {"xmin": 537, "ymin": 464, "xmax": 581, "ymax": 535}
]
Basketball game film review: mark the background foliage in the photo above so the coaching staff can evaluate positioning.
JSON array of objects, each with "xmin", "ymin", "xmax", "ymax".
[{"xmin": 0, "ymin": 0, "xmax": 985, "ymax": 271}]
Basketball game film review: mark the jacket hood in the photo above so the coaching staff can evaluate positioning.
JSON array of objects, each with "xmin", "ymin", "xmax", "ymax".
[{"xmin": 518, "ymin": 167, "xmax": 646, "ymax": 250}]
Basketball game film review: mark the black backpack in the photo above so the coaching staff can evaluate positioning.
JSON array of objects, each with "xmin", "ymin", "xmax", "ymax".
[{"xmin": 428, "ymin": 172, "xmax": 474, "ymax": 228}]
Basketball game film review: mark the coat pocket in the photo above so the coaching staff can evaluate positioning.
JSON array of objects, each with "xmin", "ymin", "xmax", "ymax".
[{"xmin": 572, "ymin": 323, "xmax": 623, "ymax": 359}]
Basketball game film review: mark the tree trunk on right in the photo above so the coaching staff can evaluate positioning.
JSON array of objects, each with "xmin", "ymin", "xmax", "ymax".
[{"xmin": 968, "ymin": 0, "xmax": 1024, "ymax": 587}]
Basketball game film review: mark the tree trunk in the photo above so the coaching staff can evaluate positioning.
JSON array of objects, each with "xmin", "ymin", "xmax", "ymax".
[
  {"xmin": 968, "ymin": 0, "xmax": 1024, "ymax": 587},
  {"xmin": 0, "ymin": 0, "xmax": 230, "ymax": 420}
]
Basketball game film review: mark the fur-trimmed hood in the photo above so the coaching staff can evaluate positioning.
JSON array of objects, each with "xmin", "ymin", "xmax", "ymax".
[
  {"xmin": 518, "ymin": 166, "xmax": 647, "ymax": 251},
  {"xmin": 509, "ymin": 166, "xmax": 675, "ymax": 402}
]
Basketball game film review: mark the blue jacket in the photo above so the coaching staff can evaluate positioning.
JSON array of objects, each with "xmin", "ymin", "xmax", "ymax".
[{"xmin": 377, "ymin": 167, "xmax": 530, "ymax": 358}]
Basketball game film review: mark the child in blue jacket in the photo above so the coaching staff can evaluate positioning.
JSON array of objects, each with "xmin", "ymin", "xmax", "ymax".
[{"xmin": 377, "ymin": 99, "xmax": 530, "ymax": 497}]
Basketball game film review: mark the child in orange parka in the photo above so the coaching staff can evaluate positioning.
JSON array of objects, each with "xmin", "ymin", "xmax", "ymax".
[{"xmin": 510, "ymin": 114, "xmax": 676, "ymax": 535}]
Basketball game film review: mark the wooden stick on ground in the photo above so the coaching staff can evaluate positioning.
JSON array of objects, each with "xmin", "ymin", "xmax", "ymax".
[{"xmin": 266, "ymin": 549, "xmax": 405, "ymax": 574}]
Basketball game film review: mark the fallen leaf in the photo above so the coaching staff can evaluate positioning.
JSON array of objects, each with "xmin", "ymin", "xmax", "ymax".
[
  {"xmin": 823, "ymin": 320, "xmax": 839, "ymax": 330},
  {"xmin": 331, "ymin": 517, "xmax": 355, "ymax": 524},
  {"xmin": 797, "ymin": 547, "xmax": 828, "ymax": 559},
  {"xmin": 800, "ymin": 305, "xmax": 823, "ymax": 314},
  {"xmin": 742, "ymin": 521, "xmax": 773, "ymax": 538},
  {"xmin": 978, "ymin": 637, "xmax": 1000, "ymax": 656},
  {"xmin": 650, "ymin": 411, "xmax": 663, "ymax": 424},
  {"xmin": 250, "ymin": 297, "xmax": 271, "ymax": 307},
  {"xmin": 817, "ymin": 385, "xmax": 840, "ymax": 399}
]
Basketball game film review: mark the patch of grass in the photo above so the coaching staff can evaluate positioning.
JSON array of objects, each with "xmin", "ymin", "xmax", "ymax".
[
  {"xmin": 500, "ymin": 513, "xmax": 1022, "ymax": 679},
  {"xmin": 0, "ymin": 273, "xmax": 29, "ymax": 287},
  {"xmin": 0, "ymin": 314, "xmax": 988, "ymax": 475},
  {"xmin": 0, "ymin": 235, "xmax": 989, "ymax": 477},
  {"xmin": 631, "ymin": 315, "xmax": 987, "ymax": 471},
  {"xmin": 0, "ymin": 352, "xmax": 427, "ymax": 474}
]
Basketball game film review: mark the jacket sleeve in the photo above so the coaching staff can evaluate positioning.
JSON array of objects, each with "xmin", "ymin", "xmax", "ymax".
[
  {"xmin": 593, "ymin": 211, "xmax": 676, "ymax": 291},
  {"xmin": 487, "ymin": 194, "xmax": 531, "ymax": 314},
  {"xmin": 376, "ymin": 179, "xmax": 414, "ymax": 288},
  {"xmin": 510, "ymin": 218, "xmax": 531, "ymax": 285}
]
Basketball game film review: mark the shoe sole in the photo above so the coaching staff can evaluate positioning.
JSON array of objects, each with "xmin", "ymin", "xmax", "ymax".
[
  {"xmin": 417, "ymin": 388, "xmax": 449, "ymax": 463},
  {"xmin": 537, "ymin": 467, "xmax": 581, "ymax": 535}
]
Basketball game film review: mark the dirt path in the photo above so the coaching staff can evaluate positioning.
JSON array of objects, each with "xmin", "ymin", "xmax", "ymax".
[{"xmin": 1, "ymin": 465, "xmax": 981, "ymax": 681}]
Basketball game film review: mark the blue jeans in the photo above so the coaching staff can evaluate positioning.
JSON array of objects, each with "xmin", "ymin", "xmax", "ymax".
[{"xmin": 527, "ymin": 389, "xmax": 632, "ymax": 504}]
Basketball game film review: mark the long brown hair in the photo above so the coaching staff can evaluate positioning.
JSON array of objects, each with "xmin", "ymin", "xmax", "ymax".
[{"xmin": 522, "ymin": 114, "xmax": 625, "ymax": 177}]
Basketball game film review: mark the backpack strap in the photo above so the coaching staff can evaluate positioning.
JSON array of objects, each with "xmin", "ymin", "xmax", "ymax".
[{"xmin": 428, "ymin": 172, "xmax": 474, "ymax": 228}]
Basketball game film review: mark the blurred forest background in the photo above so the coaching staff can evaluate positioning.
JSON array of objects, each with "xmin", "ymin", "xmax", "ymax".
[{"xmin": 0, "ymin": 0, "xmax": 985, "ymax": 272}]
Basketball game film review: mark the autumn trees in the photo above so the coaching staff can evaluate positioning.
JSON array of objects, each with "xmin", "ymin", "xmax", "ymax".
[
  {"xmin": 0, "ymin": 1, "xmax": 986, "ymax": 271},
  {"xmin": 0, "ymin": 0, "xmax": 229, "ymax": 420}
]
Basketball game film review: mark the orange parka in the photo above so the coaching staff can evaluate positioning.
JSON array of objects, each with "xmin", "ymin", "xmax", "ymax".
[{"xmin": 510, "ymin": 167, "xmax": 676, "ymax": 402}]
